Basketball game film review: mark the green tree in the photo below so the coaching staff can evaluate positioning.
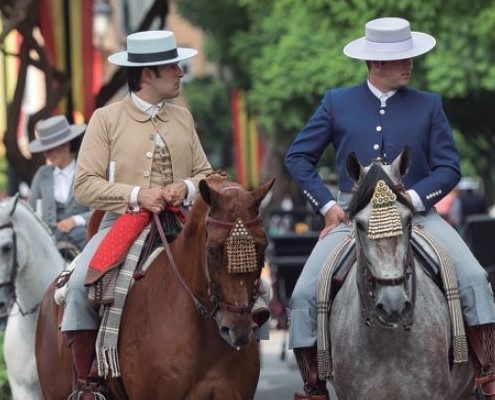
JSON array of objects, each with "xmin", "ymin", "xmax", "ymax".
[
  {"xmin": 178, "ymin": 0, "xmax": 495, "ymax": 206},
  {"xmin": 239, "ymin": 0, "xmax": 495, "ymax": 203}
]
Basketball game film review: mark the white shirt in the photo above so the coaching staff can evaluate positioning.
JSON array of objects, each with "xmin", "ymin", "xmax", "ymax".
[{"xmin": 52, "ymin": 159, "xmax": 85, "ymax": 226}]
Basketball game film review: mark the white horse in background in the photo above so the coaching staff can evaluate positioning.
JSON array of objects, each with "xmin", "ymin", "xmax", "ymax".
[{"xmin": 0, "ymin": 194, "xmax": 65, "ymax": 399}]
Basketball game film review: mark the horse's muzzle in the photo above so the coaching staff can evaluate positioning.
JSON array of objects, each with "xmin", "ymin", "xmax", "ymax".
[{"xmin": 374, "ymin": 286, "xmax": 413, "ymax": 328}]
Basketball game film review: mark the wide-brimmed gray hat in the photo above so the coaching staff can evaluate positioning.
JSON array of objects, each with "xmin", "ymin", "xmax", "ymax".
[
  {"xmin": 108, "ymin": 30, "xmax": 198, "ymax": 67},
  {"xmin": 28, "ymin": 115, "xmax": 86, "ymax": 153},
  {"xmin": 343, "ymin": 17, "xmax": 436, "ymax": 61}
]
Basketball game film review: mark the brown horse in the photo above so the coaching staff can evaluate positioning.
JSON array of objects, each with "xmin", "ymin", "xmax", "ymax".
[{"xmin": 35, "ymin": 173, "xmax": 275, "ymax": 400}]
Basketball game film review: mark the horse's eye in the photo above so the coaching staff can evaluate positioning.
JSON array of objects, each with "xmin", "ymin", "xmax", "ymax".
[
  {"xmin": 207, "ymin": 246, "xmax": 222, "ymax": 257},
  {"xmin": 1, "ymin": 243, "xmax": 12, "ymax": 254}
]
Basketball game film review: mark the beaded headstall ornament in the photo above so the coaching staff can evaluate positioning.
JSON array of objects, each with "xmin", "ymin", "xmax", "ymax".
[
  {"xmin": 368, "ymin": 180, "xmax": 403, "ymax": 239},
  {"xmin": 225, "ymin": 218, "xmax": 258, "ymax": 273}
]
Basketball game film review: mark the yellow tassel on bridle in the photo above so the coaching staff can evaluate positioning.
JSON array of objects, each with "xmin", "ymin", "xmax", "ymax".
[{"xmin": 368, "ymin": 180, "xmax": 403, "ymax": 239}]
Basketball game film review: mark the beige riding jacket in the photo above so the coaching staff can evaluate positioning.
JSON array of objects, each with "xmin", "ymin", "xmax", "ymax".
[{"xmin": 74, "ymin": 95, "xmax": 212, "ymax": 214}]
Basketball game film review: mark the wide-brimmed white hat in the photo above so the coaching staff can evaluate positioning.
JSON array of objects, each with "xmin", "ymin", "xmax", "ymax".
[
  {"xmin": 28, "ymin": 115, "xmax": 86, "ymax": 153},
  {"xmin": 343, "ymin": 17, "xmax": 436, "ymax": 61},
  {"xmin": 108, "ymin": 30, "xmax": 198, "ymax": 67}
]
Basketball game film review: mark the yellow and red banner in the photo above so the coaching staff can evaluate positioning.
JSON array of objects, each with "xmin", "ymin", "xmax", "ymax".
[
  {"xmin": 38, "ymin": 0, "xmax": 99, "ymax": 122},
  {"xmin": 231, "ymin": 89, "xmax": 263, "ymax": 188},
  {"xmin": 0, "ymin": 27, "xmax": 20, "ymax": 157}
]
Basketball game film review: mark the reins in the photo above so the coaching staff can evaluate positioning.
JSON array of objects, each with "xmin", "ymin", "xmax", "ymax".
[
  {"xmin": 0, "ymin": 221, "xmax": 41, "ymax": 317},
  {"xmin": 152, "ymin": 213, "xmax": 216, "ymax": 319},
  {"xmin": 152, "ymin": 212, "xmax": 263, "ymax": 319}
]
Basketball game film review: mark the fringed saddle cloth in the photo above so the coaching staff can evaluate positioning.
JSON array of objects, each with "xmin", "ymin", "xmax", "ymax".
[
  {"xmin": 92, "ymin": 225, "xmax": 164, "ymax": 378},
  {"xmin": 316, "ymin": 225, "xmax": 469, "ymax": 381},
  {"xmin": 87, "ymin": 209, "xmax": 184, "ymax": 378}
]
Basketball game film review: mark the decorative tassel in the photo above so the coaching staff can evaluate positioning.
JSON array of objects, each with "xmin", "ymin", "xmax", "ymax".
[
  {"xmin": 225, "ymin": 218, "xmax": 258, "ymax": 273},
  {"xmin": 368, "ymin": 180, "xmax": 403, "ymax": 239}
]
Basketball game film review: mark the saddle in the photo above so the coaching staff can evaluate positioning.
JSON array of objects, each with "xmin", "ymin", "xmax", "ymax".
[{"xmin": 53, "ymin": 209, "xmax": 184, "ymax": 306}]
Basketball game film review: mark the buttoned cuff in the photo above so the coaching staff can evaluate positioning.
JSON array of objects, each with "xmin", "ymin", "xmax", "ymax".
[
  {"xmin": 129, "ymin": 186, "xmax": 141, "ymax": 212},
  {"xmin": 73, "ymin": 215, "xmax": 86, "ymax": 227},
  {"xmin": 320, "ymin": 200, "xmax": 337, "ymax": 216},
  {"xmin": 182, "ymin": 179, "xmax": 195, "ymax": 206}
]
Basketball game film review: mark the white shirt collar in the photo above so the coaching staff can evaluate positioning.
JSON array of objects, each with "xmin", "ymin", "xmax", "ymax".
[
  {"xmin": 367, "ymin": 80, "xmax": 397, "ymax": 107},
  {"xmin": 131, "ymin": 92, "xmax": 163, "ymax": 116},
  {"xmin": 54, "ymin": 159, "xmax": 76, "ymax": 177}
]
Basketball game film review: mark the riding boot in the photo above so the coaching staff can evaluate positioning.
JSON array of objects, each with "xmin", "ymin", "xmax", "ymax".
[
  {"xmin": 63, "ymin": 330, "xmax": 107, "ymax": 400},
  {"xmin": 293, "ymin": 346, "xmax": 329, "ymax": 400},
  {"xmin": 466, "ymin": 324, "xmax": 495, "ymax": 400}
]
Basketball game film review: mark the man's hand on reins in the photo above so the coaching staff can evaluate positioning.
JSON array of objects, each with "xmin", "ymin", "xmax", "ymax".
[
  {"xmin": 137, "ymin": 187, "xmax": 167, "ymax": 214},
  {"xmin": 319, "ymin": 203, "xmax": 348, "ymax": 239},
  {"xmin": 161, "ymin": 181, "xmax": 187, "ymax": 207}
]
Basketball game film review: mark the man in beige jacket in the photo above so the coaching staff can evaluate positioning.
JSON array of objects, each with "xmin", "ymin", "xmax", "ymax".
[{"xmin": 61, "ymin": 30, "xmax": 213, "ymax": 400}]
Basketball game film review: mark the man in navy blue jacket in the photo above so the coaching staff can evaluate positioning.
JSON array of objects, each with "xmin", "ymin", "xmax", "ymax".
[{"xmin": 285, "ymin": 17, "xmax": 495, "ymax": 400}]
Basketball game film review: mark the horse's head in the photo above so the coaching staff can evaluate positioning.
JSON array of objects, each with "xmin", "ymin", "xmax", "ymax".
[
  {"xmin": 0, "ymin": 196, "xmax": 20, "ymax": 318},
  {"xmin": 199, "ymin": 174, "xmax": 275, "ymax": 347},
  {"xmin": 346, "ymin": 147, "xmax": 416, "ymax": 329}
]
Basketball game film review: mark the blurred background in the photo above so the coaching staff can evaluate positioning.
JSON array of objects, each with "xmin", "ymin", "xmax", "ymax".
[{"xmin": 2, "ymin": 1, "xmax": 495, "ymax": 398}]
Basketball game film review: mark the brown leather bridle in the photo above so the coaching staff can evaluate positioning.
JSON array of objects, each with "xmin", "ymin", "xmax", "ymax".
[
  {"xmin": 154, "ymin": 213, "xmax": 265, "ymax": 319},
  {"xmin": 206, "ymin": 215, "xmax": 264, "ymax": 315}
]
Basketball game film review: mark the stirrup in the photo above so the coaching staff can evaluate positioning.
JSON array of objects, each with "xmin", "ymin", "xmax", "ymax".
[
  {"xmin": 474, "ymin": 370, "xmax": 495, "ymax": 399},
  {"xmin": 68, "ymin": 393, "xmax": 106, "ymax": 400},
  {"xmin": 68, "ymin": 381, "xmax": 107, "ymax": 400},
  {"xmin": 294, "ymin": 391, "xmax": 329, "ymax": 400},
  {"xmin": 294, "ymin": 385, "xmax": 329, "ymax": 400}
]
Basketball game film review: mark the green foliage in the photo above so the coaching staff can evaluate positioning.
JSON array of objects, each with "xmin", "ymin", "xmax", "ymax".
[
  {"xmin": 0, "ymin": 157, "xmax": 7, "ymax": 195},
  {"xmin": 182, "ymin": 77, "xmax": 233, "ymax": 170},
  {"xmin": 177, "ymin": 0, "xmax": 495, "ymax": 201},
  {"xmin": 0, "ymin": 333, "xmax": 12, "ymax": 399}
]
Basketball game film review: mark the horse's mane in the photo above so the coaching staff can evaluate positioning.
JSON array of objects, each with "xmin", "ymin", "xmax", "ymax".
[
  {"xmin": 0, "ymin": 196, "xmax": 58, "ymax": 244},
  {"xmin": 346, "ymin": 163, "xmax": 415, "ymax": 219}
]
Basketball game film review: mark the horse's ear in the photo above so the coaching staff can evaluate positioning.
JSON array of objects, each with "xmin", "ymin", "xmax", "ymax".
[
  {"xmin": 251, "ymin": 178, "xmax": 275, "ymax": 209},
  {"xmin": 392, "ymin": 146, "xmax": 412, "ymax": 178},
  {"xmin": 9, "ymin": 193, "xmax": 21, "ymax": 216},
  {"xmin": 346, "ymin": 152, "xmax": 363, "ymax": 182},
  {"xmin": 199, "ymin": 179, "xmax": 211, "ymax": 205},
  {"xmin": 199, "ymin": 179, "xmax": 220, "ymax": 206}
]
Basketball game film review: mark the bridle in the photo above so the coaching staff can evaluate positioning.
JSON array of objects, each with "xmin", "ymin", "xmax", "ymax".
[
  {"xmin": 153, "ymin": 212, "xmax": 264, "ymax": 320},
  {"xmin": 0, "ymin": 221, "xmax": 40, "ymax": 317},
  {"xmin": 206, "ymin": 214, "xmax": 263, "ymax": 315},
  {"xmin": 353, "ymin": 178, "xmax": 416, "ymax": 329}
]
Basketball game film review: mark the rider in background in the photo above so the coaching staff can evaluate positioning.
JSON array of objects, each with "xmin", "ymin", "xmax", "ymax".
[
  {"xmin": 28, "ymin": 115, "xmax": 91, "ymax": 253},
  {"xmin": 284, "ymin": 17, "xmax": 495, "ymax": 400}
]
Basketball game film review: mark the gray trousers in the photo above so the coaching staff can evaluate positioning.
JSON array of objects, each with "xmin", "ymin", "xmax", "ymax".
[
  {"xmin": 61, "ymin": 213, "xmax": 117, "ymax": 332},
  {"xmin": 60, "ymin": 213, "xmax": 270, "ymax": 339},
  {"xmin": 289, "ymin": 206, "xmax": 495, "ymax": 349}
]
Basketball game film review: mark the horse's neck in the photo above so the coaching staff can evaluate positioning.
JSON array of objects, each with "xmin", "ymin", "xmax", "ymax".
[
  {"xmin": 171, "ymin": 204, "xmax": 207, "ymax": 293},
  {"xmin": 14, "ymin": 206, "xmax": 64, "ymax": 303}
]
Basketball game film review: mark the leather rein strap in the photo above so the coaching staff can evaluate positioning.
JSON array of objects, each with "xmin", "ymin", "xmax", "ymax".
[{"xmin": 152, "ymin": 213, "xmax": 215, "ymax": 319}]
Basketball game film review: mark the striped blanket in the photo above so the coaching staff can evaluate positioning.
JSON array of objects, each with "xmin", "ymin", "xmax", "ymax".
[{"xmin": 94, "ymin": 226, "xmax": 150, "ymax": 378}]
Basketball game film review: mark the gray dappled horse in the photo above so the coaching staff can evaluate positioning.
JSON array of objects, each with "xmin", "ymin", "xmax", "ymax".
[{"xmin": 328, "ymin": 148, "xmax": 473, "ymax": 400}]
